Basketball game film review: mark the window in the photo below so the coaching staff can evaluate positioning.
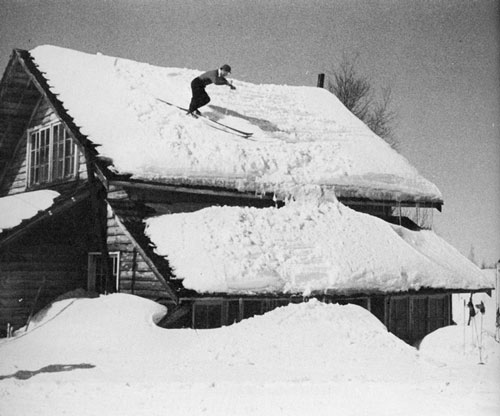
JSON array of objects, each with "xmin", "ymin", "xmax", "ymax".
[
  {"xmin": 410, "ymin": 297, "xmax": 429, "ymax": 342},
  {"xmin": 428, "ymin": 296, "xmax": 449, "ymax": 332},
  {"xmin": 388, "ymin": 294, "xmax": 451, "ymax": 345},
  {"xmin": 88, "ymin": 252, "xmax": 120, "ymax": 293},
  {"xmin": 389, "ymin": 296, "xmax": 410, "ymax": 342},
  {"xmin": 242, "ymin": 300, "xmax": 263, "ymax": 319},
  {"xmin": 226, "ymin": 300, "xmax": 241, "ymax": 325},
  {"xmin": 193, "ymin": 301, "xmax": 223, "ymax": 329},
  {"xmin": 27, "ymin": 122, "xmax": 79, "ymax": 186}
]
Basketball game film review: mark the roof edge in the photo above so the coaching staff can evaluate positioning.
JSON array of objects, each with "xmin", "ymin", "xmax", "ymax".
[{"xmin": 0, "ymin": 186, "xmax": 91, "ymax": 249}]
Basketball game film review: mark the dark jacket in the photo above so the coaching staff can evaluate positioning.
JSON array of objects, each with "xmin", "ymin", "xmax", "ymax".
[{"xmin": 196, "ymin": 69, "xmax": 231, "ymax": 87}]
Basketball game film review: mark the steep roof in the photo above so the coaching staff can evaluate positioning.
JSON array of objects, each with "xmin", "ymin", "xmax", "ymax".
[{"xmin": 21, "ymin": 45, "xmax": 442, "ymax": 206}]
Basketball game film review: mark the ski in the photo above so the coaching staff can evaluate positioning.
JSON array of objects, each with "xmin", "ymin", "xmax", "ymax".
[{"xmin": 156, "ymin": 98, "xmax": 254, "ymax": 138}]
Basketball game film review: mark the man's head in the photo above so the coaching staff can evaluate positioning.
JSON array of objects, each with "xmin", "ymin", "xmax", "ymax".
[{"xmin": 220, "ymin": 64, "xmax": 231, "ymax": 76}]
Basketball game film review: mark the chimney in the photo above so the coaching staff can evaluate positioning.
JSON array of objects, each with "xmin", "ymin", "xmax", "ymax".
[{"xmin": 317, "ymin": 73, "xmax": 325, "ymax": 88}]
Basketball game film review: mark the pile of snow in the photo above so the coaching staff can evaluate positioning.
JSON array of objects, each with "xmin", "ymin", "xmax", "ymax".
[
  {"xmin": 420, "ymin": 285, "xmax": 499, "ymax": 365},
  {"xmin": 29, "ymin": 45, "xmax": 441, "ymax": 202},
  {"xmin": 0, "ymin": 190, "xmax": 59, "ymax": 233},
  {"xmin": 0, "ymin": 293, "xmax": 498, "ymax": 416},
  {"xmin": 0, "ymin": 294, "xmax": 421, "ymax": 383},
  {"xmin": 145, "ymin": 196, "xmax": 490, "ymax": 294},
  {"xmin": 420, "ymin": 324, "xmax": 499, "ymax": 364}
]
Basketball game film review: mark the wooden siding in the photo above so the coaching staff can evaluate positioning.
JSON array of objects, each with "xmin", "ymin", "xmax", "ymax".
[
  {"xmin": 0, "ymin": 200, "xmax": 96, "ymax": 336},
  {"xmin": 0, "ymin": 98, "xmax": 87, "ymax": 196},
  {"xmin": 106, "ymin": 207, "xmax": 173, "ymax": 301}
]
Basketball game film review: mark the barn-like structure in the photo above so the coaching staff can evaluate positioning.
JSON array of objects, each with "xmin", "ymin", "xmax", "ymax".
[{"xmin": 0, "ymin": 46, "xmax": 491, "ymax": 344}]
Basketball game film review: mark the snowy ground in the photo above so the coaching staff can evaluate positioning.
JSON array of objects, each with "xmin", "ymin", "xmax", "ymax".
[{"xmin": 0, "ymin": 292, "xmax": 498, "ymax": 416}]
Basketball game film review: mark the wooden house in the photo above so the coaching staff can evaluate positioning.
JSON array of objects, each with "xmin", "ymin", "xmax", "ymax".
[{"xmin": 0, "ymin": 46, "xmax": 491, "ymax": 344}]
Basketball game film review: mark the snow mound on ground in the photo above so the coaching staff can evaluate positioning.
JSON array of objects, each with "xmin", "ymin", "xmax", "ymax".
[
  {"xmin": 0, "ymin": 294, "xmax": 426, "ymax": 383},
  {"xmin": 419, "ymin": 324, "xmax": 500, "ymax": 365},
  {"xmin": 193, "ymin": 299, "xmax": 424, "ymax": 382},
  {"xmin": 0, "ymin": 294, "xmax": 167, "ymax": 374}
]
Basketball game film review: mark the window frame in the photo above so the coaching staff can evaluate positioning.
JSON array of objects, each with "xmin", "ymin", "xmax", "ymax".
[
  {"xmin": 26, "ymin": 121, "xmax": 80, "ymax": 188},
  {"xmin": 192, "ymin": 300, "xmax": 223, "ymax": 329},
  {"xmin": 87, "ymin": 252, "xmax": 121, "ymax": 293}
]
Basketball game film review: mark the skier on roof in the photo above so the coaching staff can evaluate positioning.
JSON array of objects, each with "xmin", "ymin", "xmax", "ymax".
[{"xmin": 187, "ymin": 64, "xmax": 236, "ymax": 116}]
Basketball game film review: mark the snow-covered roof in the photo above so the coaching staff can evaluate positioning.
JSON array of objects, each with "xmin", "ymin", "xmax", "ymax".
[
  {"xmin": 0, "ymin": 190, "xmax": 59, "ymax": 233},
  {"xmin": 29, "ymin": 45, "xmax": 442, "ymax": 203},
  {"xmin": 145, "ymin": 194, "xmax": 491, "ymax": 295}
]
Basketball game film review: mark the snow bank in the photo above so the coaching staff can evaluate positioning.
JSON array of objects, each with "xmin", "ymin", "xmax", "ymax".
[
  {"xmin": 0, "ymin": 294, "xmax": 167, "ymax": 374},
  {"xmin": 421, "ymin": 283, "xmax": 499, "ymax": 365},
  {"xmin": 0, "ymin": 190, "xmax": 59, "ymax": 232},
  {"xmin": 419, "ymin": 324, "xmax": 499, "ymax": 365},
  {"xmin": 29, "ymin": 45, "xmax": 441, "ymax": 202},
  {"xmin": 145, "ymin": 197, "xmax": 490, "ymax": 294},
  {"xmin": 0, "ymin": 294, "xmax": 420, "ymax": 383},
  {"xmin": 1, "ymin": 293, "xmax": 498, "ymax": 416}
]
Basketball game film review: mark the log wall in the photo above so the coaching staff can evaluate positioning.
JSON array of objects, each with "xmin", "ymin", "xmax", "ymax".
[
  {"xmin": 0, "ymin": 98, "xmax": 87, "ymax": 196},
  {"xmin": 106, "ymin": 206, "xmax": 174, "ymax": 301},
  {"xmin": 0, "ymin": 200, "xmax": 96, "ymax": 336}
]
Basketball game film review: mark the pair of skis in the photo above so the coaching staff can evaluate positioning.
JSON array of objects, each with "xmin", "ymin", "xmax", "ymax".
[{"xmin": 156, "ymin": 98, "xmax": 254, "ymax": 139}]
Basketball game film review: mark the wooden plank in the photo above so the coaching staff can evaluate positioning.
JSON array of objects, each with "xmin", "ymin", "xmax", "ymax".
[
  {"xmin": 119, "ymin": 280, "xmax": 166, "ymax": 291},
  {"xmin": 119, "ymin": 270, "xmax": 157, "ymax": 280},
  {"xmin": 106, "ymin": 234, "xmax": 132, "ymax": 245},
  {"xmin": 0, "ymin": 262, "xmax": 80, "ymax": 271},
  {"xmin": 120, "ymin": 288, "xmax": 173, "ymax": 299},
  {"xmin": 0, "ymin": 278, "xmax": 83, "ymax": 291},
  {"xmin": 110, "ymin": 211, "xmax": 178, "ymax": 303},
  {"xmin": 119, "ymin": 261, "xmax": 154, "ymax": 273},
  {"xmin": 107, "ymin": 243, "xmax": 136, "ymax": 252},
  {"xmin": 0, "ymin": 306, "xmax": 29, "ymax": 315},
  {"xmin": 111, "ymin": 179, "xmax": 274, "ymax": 201}
]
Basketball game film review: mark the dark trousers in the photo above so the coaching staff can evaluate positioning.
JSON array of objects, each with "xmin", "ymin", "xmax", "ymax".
[{"xmin": 189, "ymin": 78, "xmax": 210, "ymax": 113}]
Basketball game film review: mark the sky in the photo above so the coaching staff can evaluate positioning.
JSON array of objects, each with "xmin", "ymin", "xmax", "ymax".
[{"xmin": 0, "ymin": 0, "xmax": 499, "ymax": 265}]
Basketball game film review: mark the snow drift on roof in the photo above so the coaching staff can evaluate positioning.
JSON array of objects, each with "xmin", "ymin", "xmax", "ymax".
[
  {"xmin": 0, "ymin": 190, "xmax": 59, "ymax": 233},
  {"xmin": 29, "ymin": 45, "xmax": 442, "ymax": 202},
  {"xmin": 144, "ymin": 195, "xmax": 490, "ymax": 295}
]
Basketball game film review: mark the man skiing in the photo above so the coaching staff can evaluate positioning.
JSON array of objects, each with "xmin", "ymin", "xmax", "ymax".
[{"xmin": 187, "ymin": 64, "xmax": 236, "ymax": 116}]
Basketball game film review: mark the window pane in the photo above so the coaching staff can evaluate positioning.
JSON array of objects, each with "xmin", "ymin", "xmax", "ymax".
[
  {"xmin": 194, "ymin": 303, "xmax": 222, "ymax": 329},
  {"xmin": 89, "ymin": 253, "xmax": 119, "ymax": 294},
  {"xmin": 411, "ymin": 297, "xmax": 428, "ymax": 341},
  {"xmin": 29, "ymin": 123, "xmax": 78, "ymax": 186},
  {"xmin": 389, "ymin": 297, "xmax": 410, "ymax": 341},
  {"xmin": 429, "ymin": 296, "xmax": 448, "ymax": 332},
  {"xmin": 29, "ymin": 128, "xmax": 51, "ymax": 185}
]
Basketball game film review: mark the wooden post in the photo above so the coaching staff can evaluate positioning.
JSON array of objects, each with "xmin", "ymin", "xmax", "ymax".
[
  {"xmin": 85, "ymin": 151, "xmax": 114, "ymax": 294},
  {"xmin": 317, "ymin": 73, "xmax": 325, "ymax": 88}
]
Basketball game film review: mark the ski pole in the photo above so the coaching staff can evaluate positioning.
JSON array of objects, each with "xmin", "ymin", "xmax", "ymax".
[{"xmin": 463, "ymin": 299, "xmax": 466, "ymax": 355}]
